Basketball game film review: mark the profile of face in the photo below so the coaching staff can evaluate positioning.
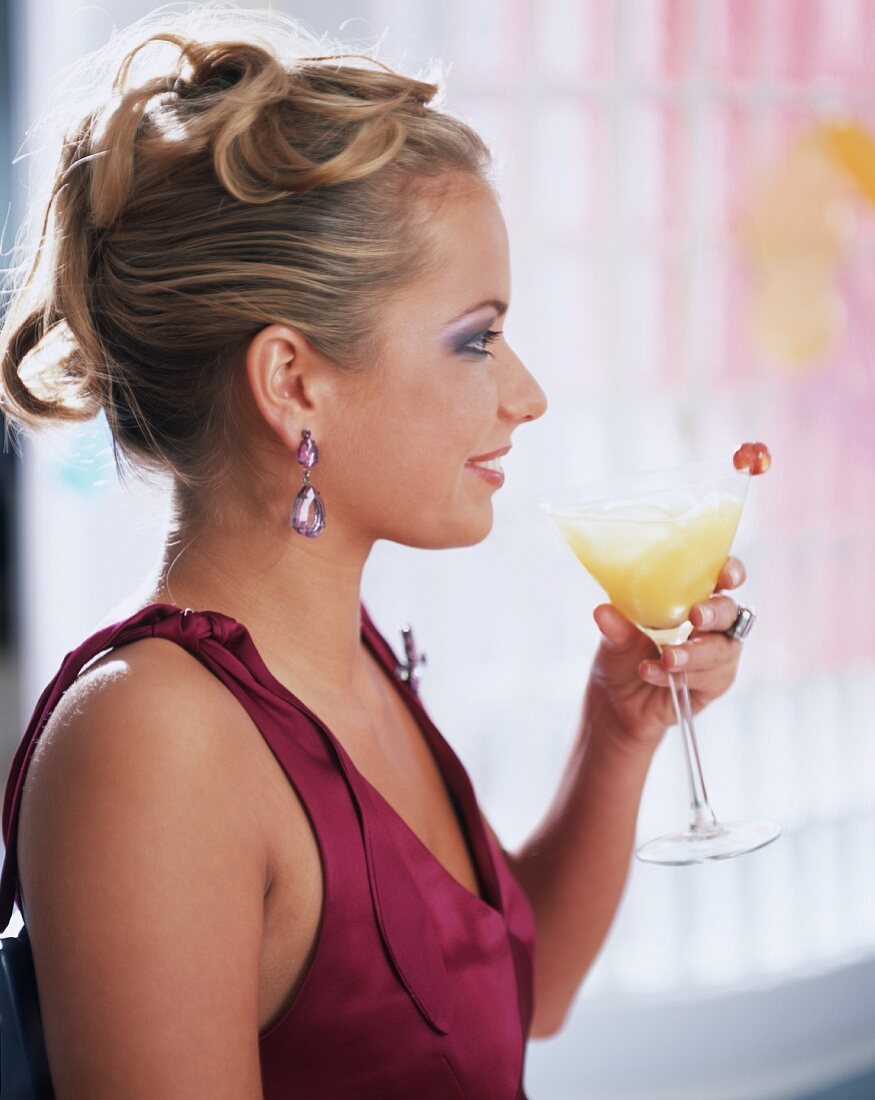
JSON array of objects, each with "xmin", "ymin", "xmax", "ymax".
[
  {"xmin": 341, "ymin": 180, "xmax": 550, "ymax": 548},
  {"xmin": 250, "ymin": 179, "xmax": 549, "ymax": 551}
]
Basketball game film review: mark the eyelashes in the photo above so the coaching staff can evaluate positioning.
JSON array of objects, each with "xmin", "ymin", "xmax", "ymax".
[{"xmin": 462, "ymin": 329, "xmax": 503, "ymax": 358}]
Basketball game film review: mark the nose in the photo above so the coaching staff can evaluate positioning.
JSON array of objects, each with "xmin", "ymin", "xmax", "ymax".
[{"xmin": 499, "ymin": 344, "xmax": 549, "ymax": 424}]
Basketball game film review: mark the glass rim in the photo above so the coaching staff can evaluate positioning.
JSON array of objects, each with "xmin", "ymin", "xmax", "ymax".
[{"xmin": 537, "ymin": 457, "xmax": 750, "ymax": 513}]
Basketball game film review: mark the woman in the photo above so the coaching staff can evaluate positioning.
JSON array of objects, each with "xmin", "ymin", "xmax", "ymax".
[{"xmin": 0, "ymin": 8, "xmax": 748, "ymax": 1098}]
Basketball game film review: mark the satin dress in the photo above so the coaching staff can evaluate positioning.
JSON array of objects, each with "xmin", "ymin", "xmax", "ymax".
[{"xmin": 1, "ymin": 601, "xmax": 538, "ymax": 1099}]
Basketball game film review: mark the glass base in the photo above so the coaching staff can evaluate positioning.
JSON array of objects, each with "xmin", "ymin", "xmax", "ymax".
[{"xmin": 636, "ymin": 819, "xmax": 782, "ymax": 865}]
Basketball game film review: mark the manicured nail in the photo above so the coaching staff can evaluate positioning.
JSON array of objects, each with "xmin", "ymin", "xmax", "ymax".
[{"xmin": 694, "ymin": 606, "xmax": 714, "ymax": 627}]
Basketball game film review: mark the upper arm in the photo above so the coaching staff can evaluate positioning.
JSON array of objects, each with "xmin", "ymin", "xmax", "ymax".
[{"xmin": 17, "ymin": 642, "xmax": 268, "ymax": 1099}]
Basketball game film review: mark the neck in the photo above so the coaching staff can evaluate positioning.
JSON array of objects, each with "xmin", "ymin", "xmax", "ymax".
[{"xmin": 130, "ymin": 507, "xmax": 378, "ymax": 700}]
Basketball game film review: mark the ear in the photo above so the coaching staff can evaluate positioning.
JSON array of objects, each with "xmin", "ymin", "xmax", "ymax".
[{"xmin": 244, "ymin": 323, "xmax": 330, "ymax": 451}]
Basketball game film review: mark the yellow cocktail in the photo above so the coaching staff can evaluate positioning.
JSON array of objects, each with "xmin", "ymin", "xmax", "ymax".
[
  {"xmin": 538, "ymin": 458, "xmax": 781, "ymax": 865},
  {"xmin": 551, "ymin": 491, "xmax": 744, "ymax": 645}
]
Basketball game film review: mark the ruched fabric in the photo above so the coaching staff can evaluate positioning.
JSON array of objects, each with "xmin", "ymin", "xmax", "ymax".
[{"xmin": 1, "ymin": 602, "xmax": 537, "ymax": 1099}]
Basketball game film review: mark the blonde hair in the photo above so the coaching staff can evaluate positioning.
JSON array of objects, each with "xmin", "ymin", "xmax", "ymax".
[{"xmin": 0, "ymin": 3, "xmax": 493, "ymax": 520}]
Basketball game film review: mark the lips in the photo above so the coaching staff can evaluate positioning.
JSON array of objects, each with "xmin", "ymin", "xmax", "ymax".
[
  {"xmin": 465, "ymin": 462, "xmax": 505, "ymax": 485},
  {"xmin": 465, "ymin": 440, "xmax": 507, "ymax": 489},
  {"xmin": 467, "ymin": 444, "xmax": 512, "ymax": 462}
]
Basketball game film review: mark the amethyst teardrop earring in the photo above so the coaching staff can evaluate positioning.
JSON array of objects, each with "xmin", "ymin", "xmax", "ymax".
[{"xmin": 290, "ymin": 429, "xmax": 326, "ymax": 537}]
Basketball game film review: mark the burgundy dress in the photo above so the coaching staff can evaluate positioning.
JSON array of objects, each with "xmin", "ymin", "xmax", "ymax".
[{"xmin": 0, "ymin": 601, "xmax": 537, "ymax": 1099}]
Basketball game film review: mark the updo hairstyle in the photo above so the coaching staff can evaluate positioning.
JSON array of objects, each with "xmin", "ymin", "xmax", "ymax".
[{"xmin": 0, "ymin": 5, "xmax": 494, "ymax": 522}]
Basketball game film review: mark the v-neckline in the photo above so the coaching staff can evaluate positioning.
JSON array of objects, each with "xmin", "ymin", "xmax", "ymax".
[{"xmin": 144, "ymin": 601, "xmax": 503, "ymax": 919}]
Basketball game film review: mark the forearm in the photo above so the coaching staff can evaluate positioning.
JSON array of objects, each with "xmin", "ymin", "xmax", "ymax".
[{"xmin": 507, "ymin": 703, "xmax": 658, "ymax": 1035}]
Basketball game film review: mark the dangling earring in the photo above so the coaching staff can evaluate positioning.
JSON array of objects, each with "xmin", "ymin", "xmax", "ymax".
[{"xmin": 290, "ymin": 429, "xmax": 326, "ymax": 537}]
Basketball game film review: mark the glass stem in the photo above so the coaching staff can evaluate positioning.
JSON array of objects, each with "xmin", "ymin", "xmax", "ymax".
[{"xmin": 666, "ymin": 665, "xmax": 721, "ymax": 835}]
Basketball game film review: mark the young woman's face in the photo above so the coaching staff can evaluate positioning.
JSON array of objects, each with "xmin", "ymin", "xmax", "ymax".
[{"xmin": 329, "ymin": 180, "xmax": 549, "ymax": 549}]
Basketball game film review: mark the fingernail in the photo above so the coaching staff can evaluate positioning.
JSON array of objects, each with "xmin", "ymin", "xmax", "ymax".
[
  {"xmin": 666, "ymin": 648, "xmax": 688, "ymax": 668},
  {"xmin": 694, "ymin": 606, "xmax": 714, "ymax": 627},
  {"xmin": 640, "ymin": 662, "xmax": 659, "ymax": 680}
]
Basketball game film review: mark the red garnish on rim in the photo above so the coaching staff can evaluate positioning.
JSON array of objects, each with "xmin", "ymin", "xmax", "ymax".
[{"xmin": 733, "ymin": 441, "xmax": 772, "ymax": 475}]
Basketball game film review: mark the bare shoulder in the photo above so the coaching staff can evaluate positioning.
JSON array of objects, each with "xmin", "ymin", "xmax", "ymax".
[
  {"xmin": 25, "ymin": 630, "xmax": 288, "ymax": 814},
  {"xmin": 21, "ymin": 634, "xmax": 268, "ymax": 846},
  {"xmin": 38, "ymin": 629, "xmax": 247, "ymax": 741},
  {"xmin": 16, "ymin": 634, "xmax": 275, "ymax": 1098}
]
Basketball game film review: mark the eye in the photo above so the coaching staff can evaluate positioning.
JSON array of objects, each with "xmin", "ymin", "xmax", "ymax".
[{"xmin": 462, "ymin": 329, "xmax": 503, "ymax": 358}]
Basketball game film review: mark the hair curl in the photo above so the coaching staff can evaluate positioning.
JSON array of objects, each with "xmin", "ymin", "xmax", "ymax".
[{"xmin": 0, "ymin": 4, "xmax": 494, "ymax": 522}]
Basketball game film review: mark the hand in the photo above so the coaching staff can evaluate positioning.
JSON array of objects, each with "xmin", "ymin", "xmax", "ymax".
[{"xmin": 583, "ymin": 557, "xmax": 748, "ymax": 751}]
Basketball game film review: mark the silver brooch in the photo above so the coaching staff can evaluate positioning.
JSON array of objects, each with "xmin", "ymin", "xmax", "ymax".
[{"xmin": 395, "ymin": 623, "xmax": 427, "ymax": 694}]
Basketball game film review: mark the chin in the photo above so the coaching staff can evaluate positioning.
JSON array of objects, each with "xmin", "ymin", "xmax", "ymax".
[
  {"xmin": 394, "ymin": 508, "xmax": 495, "ymax": 551},
  {"xmin": 449, "ymin": 508, "xmax": 495, "ymax": 548}
]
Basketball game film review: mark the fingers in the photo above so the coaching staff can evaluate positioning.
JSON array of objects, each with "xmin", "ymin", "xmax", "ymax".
[
  {"xmin": 593, "ymin": 604, "xmax": 642, "ymax": 654},
  {"xmin": 592, "ymin": 590, "xmax": 746, "ymax": 690},
  {"xmin": 639, "ymin": 660, "xmax": 671, "ymax": 684},
  {"xmin": 639, "ymin": 634, "xmax": 740, "ymax": 684},
  {"xmin": 635, "ymin": 555, "xmax": 748, "ymax": 688},
  {"xmin": 689, "ymin": 594, "xmax": 738, "ymax": 633},
  {"xmin": 716, "ymin": 556, "xmax": 746, "ymax": 591}
]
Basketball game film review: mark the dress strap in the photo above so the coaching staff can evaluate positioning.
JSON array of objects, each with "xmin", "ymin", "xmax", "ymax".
[{"xmin": 359, "ymin": 605, "xmax": 504, "ymax": 916}]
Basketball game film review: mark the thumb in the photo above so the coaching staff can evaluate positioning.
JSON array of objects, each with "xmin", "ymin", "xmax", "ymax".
[{"xmin": 593, "ymin": 604, "xmax": 641, "ymax": 654}]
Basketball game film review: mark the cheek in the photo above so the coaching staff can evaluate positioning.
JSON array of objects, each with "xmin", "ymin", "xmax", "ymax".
[
  {"xmin": 419, "ymin": 397, "xmax": 497, "ymax": 479},
  {"xmin": 327, "ymin": 362, "xmax": 498, "ymax": 502},
  {"xmin": 394, "ymin": 368, "xmax": 496, "ymax": 455}
]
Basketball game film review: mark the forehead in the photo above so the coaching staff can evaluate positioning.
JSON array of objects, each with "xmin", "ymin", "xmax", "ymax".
[
  {"xmin": 393, "ymin": 182, "xmax": 510, "ymax": 322},
  {"xmin": 425, "ymin": 181, "xmax": 507, "ymax": 248},
  {"xmin": 425, "ymin": 184, "xmax": 508, "ymax": 288}
]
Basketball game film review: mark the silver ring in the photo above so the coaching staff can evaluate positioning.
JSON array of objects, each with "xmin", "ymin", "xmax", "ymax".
[{"xmin": 724, "ymin": 605, "xmax": 756, "ymax": 642}]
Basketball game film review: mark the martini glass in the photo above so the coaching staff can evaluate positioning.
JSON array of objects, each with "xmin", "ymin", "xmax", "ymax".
[{"xmin": 538, "ymin": 458, "xmax": 782, "ymax": 864}]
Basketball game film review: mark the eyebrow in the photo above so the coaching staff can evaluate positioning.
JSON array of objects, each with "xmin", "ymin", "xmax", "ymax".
[{"xmin": 445, "ymin": 299, "xmax": 509, "ymax": 325}]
